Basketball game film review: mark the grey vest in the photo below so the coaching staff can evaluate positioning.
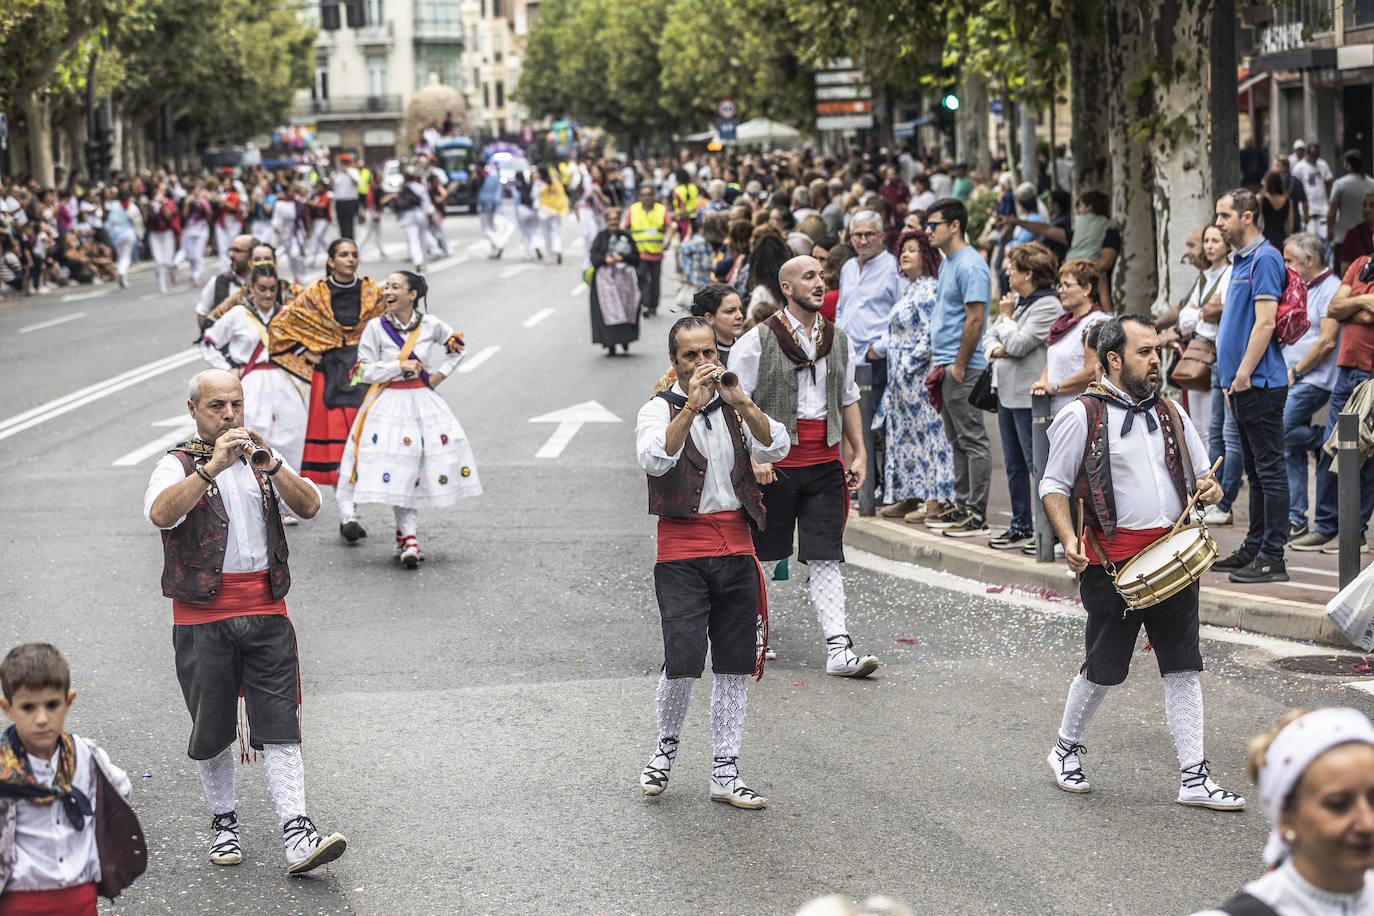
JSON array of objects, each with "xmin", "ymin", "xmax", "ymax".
[{"xmin": 752, "ymin": 321, "xmax": 848, "ymax": 447}]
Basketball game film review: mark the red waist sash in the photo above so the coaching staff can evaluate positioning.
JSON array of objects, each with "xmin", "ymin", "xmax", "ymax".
[
  {"xmin": 172, "ymin": 570, "xmax": 287, "ymax": 625},
  {"xmin": 1086, "ymin": 526, "xmax": 1171, "ymax": 564},
  {"xmin": 657, "ymin": 510, "xmax": 755, "ymax": 562},
  {"xmin": 0, "ymin": 883, "xmax": 98, "ymax": 916},
  {"xmin": 776, "ymin": 418, "xmax": 841, "ymax": 468},
  {"xmin": 388, "ymin": 377, "xmax": 429, "ymax": 389}
]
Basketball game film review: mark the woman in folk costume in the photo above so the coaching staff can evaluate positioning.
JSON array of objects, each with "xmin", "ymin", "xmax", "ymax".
[
  {"xmin": 145, "ymin": 179, "xmax": 181, "ymax": 293},
  {"xmin": 198, "ymin": 263, "xmax": 309, "ymax": 523},
  {"xmin": 535, "ymin": 165, "xmax": 569, "ymax": 265},
  {"xmin": 336, "ymin": 271, "xmax": 481, "ymax": 566},
  {"xmin": 589, "ymin": 205, "xmax": 640, "ymax": 355},
  {"xmin": 268, "ymin": 238, "xmax": 386, "ymax": 540},
  {"xmin": 305, "ymin": 180, "xmax": 332, "ymax": 268},
  {"xmin": 179, "ymin": 179, "xmax": 215, "ymax": 286}
]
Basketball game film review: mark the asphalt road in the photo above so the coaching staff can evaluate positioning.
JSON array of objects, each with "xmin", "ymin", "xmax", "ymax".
[{"xmin": 2, "ymin": 212, "xmax": 1372, "ymax": 915}]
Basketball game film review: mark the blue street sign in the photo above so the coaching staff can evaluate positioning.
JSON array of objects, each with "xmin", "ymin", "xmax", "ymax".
[
  {"xmin": 717, "ymin": 118, "xmax": 738, "ymax": 142},
  {"xmin": 989, "ymin": 97, "xmax": 1005, "ymax": 118}
]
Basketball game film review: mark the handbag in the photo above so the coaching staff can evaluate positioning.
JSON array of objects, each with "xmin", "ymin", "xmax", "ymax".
[
  {"xmin": 968, "ymin": 367, "xmax": 998, "ymax": 412},
  {"xmin": 1169, "ymin": 336, "xmax": 1216, "ymax": 392},
  {"xmin": 673, "ymin": 282, "xmax": 695, "ymax": 311},
  {"xmin": 318, "ymin": 345, "xmax": 366, "ymax": 409}
]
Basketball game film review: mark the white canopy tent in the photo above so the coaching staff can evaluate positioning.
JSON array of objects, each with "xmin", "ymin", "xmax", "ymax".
[{"xmin": 683, "ymin": 118, "xmax": 805, "ymax": 145}]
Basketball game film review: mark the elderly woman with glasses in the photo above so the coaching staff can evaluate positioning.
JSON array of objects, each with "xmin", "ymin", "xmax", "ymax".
[{"xmin": 1030, "ymin": 259, "xmax": 1110, "ymax": 415}]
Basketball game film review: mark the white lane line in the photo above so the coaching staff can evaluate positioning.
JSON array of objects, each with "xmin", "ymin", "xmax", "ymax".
[
  {"xmin": 569, "ymin": 282, "xmax": 588, "ymax": 296},
  {"xmin": 428, "ymin": 255, "xmax": 471, "ymax": 274},
  {"xmin": 1269, "ymin": 580, "xmax": 1338, "ymax": 594},
  {"xmin": 112, "ymin": 428, "xmax": 194, "ymax": 466},
  {"xmin": 499, "ymin": 264, "xmax": 533, "ymax": 280},
  {"xmin": 0, "ymin": 348, "xmax": 200, "ymax": 443},
  {"xmin": 523, "ymin": 308, "xmax": 555, "ymax": 328},
  {"xmin": 138, "ymin": 289, "xmax": 179, "ymax": 302},
  {"xmin": 1290, "ymin": 565, "xmax": 1340, "ymax": 578},
  {"xmin": 18, "ymin": 311, "xmax": 87, "ymax": 334},
  {"xmin": 60, "ymin": 289, "xmax": 111, "ymax": 303},
  {"xmin": 456, "ymin": 344, "xmax": 500, "ymax": 374}
]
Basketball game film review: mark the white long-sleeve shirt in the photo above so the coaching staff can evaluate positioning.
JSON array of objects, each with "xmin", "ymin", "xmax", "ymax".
[
  {"xmin": 1039, "ymin": 377, "xmax": 1211, "ymax": 530},
  {"xmin": 356, "ymin": 314, "xmax": 465, "ymax": 384},
  {"xmin": 1178, "ymin": 263, "xmax": 1230, "ymax": 341},
  {"xmin": 730, "ymin": 311, "xmax": 861, "ymax": 419},
  {"xmin": 636, "ymin": 383, "xmax": 790, "ymax": 515},
  {"xmin": 199, "ymin": 305, "xmax": 275, "ymax": 371},
  {"xmin": 1190, "ymin": 862, "xmax": 1374, "ymax": 916},
  {"xmin": 144, "ymin": 444, "xmax": 318, "ymax": 571},
  {"xmin": 9, "ymin": 735, "xmax": 131, "ymax": 891}
]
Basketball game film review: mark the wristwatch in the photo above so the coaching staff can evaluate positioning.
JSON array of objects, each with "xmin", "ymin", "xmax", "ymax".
[
  {"xmin": 1293, "ymin": 369, "xmax": 1305, "ymax": 383},
  {"xmin": 1051, "ymin": 382, "xmax": 1061, "ymax": 395}
]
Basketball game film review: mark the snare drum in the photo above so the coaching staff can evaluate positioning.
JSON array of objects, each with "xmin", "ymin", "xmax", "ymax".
[{"xmin": 1111, "ymin": 523, "xmax": 1218, "ymax": 610}]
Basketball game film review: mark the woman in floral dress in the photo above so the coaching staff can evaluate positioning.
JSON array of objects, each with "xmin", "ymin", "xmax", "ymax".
[{"xmin": 875, "ymin": 229, "xmax": 955, "ymax": 522}]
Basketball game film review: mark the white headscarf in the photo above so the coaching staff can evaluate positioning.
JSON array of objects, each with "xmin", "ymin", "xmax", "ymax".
[{"xmin": 1258, "ymin": 706, "xmax": 1374, "ymax": 866}]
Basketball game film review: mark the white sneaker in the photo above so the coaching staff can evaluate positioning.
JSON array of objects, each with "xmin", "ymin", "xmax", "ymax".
[
  {"xmin": 1177, "ymin": 760, "xmax": 1246, "ymax": 810},
  {"xmin": 209, "ymin": 811, "xmax": 242, "ymax": 865},
  {"xmin": 825, "ymin": 634, "xmax": 880, "ymax": 677},
  {"xmin": 710, "ymin": 757, "xmax": 766, "ymax": 809},
  {"xmin": 1202, "ymin": 506, "xmax": 1233, "ymax": 526},
  {"xmin": 400, "ymin": 535, "xmax": 421, "ymax": 568},
  {"xmin": 1048, "ymin": 737, "xmax": 1091, "ymax": 793},
  {"xmin": 282, "ymin": 815, "xmax": 347, "ymax": 874}
]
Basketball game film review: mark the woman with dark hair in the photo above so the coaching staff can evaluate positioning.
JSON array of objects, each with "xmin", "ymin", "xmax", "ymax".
[
  {"xmin": 589, "ymin": 205, "xmax": 641, "ymax": 355},
  {"xmin": 337, "ymin": 270, "xmax": 480, "ymax": 566},
  {"xmin": 198, "ymin": 263, "xmax": 309, "ymax": 506},
  {"xmin": 270, "ymin": 238, "xmax": 386, "ymax": 540},
  {"xmin": 724, "ymin": 218, "xmax": 753, "ymax": 295},
  {"xmin": 875, "ymin": 229, "xmax": 954, "ymax": 523},
  {"xmin": 820, "ymin": 242, "xmax": 854, "ymax": 323},
  {"xmin": 690, "ymin": 281, "xmax": 745, "ymax": 364},
  {"xmin": 744, "ymin": 234, "xmax": 788, "ymax": 328},
  {"xmin": 536, "ymin": 164, "xmax": 569, "ymax": 264},
  {"xmin": 1260, "ymin": 169, "xmax": 1296, "ymax": 251},
  {"xmin": 145, "ymin": 178, "xmax": 181, "ymax": 293}
]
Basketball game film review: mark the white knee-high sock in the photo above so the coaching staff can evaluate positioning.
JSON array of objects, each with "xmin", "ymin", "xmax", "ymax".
[
  {"xmin": 652, "ymin": 674, "xmax": 695, "ymax": 769},
  {"xmin": 1163, "ymin": 671, "xmax": 1205, "ymax": 769},
  {"xmin": 262, "ymin": 743, "xmax": 307, "ymax": 827},
  {"xmin": 710, "ymin": 674, "xmax": 748, "ymax": 787},
  {"xmin": 1058, "ymin": 673, "xmax": 1110, "ymax": 743},
  {"xmin": 809, "ymin": 560, "xmax": 846, "ymax": 638},
  {"xmin": 338, "ymin": 494, "xmax": 357, "ymax": 525},
  {"xmin": 196, "ymin": 744, "xmax": 236, "ymax": 815},
  {"xmin": 393, "ymin": 506, "xmax": 417, "ymax": 538}
]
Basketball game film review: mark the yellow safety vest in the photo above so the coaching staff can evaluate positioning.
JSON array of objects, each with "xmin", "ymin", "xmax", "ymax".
[
  {"xmin": 357, "ymin": 168, "xmax": 372, "ymax": 194},
  {"xmin": 671, "ymin": 182, "xmax": 700, "ymax": 217},
  {"xmin": 628, "ymin": 202, "xmax": 667, "ymax": 255}
]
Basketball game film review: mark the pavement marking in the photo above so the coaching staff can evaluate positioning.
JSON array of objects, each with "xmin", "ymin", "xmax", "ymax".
[
  {"xmin": 1269, "ymin": 580, "xmax": 1338, "ymax": 594},
  {"xmin": 569, "ymin": 282, "xmax": 588, "ymax": 296},
  {"xmin": 0, "ymin": 348, "xmax": 200, "ymax": 443},
  {"xmin": 1344, "ymin": 681, "xmax": 1374, "ymax": 697},
  {"xmin": 457, "ymin": 345, "xmax": 500, "ymax": 374},
  {"xmin": 112, "ymin": 428, "xmax": 194, "ymax": 466},
  {"xmin": 500, "ymin": 264, "xmax": 534, "ymax": 280},
  {"xmin": 60, "ymin": 289, "xmax": 111, "ymax": 303},
  {"xmin": 138, "ymin": 289, "xmax": 180, "ymax": 302},
  {"xmin": 18, "ymin": 311, "xmax": 87, "ymax": 334},
  {"xmin": 529, "ymin": 400, "xmax": 620, "ymax": 458},
  {"xmin": 1290, "ymin": 565, "xmax": 1340, "ymax": 578},
  {"xmin": 523, "ymin": 307, "xmax": 556, "ymax": 328},
  {"xmin": 428, "ymin": 255, "xmax": 471, "ymax": 274}
]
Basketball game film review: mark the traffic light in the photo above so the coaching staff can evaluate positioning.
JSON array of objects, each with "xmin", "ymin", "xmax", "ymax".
[
  {"xmin": 940, "ymin": 92, "xmax": 960, "ymax": 112},
  {"xmin": 935, "ymin": 92, "xmax": 958, "ymax": 135}
]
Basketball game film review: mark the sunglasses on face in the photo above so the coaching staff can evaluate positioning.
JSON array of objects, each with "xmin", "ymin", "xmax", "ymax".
[{"xmin": 925, "ymin": 220, "xmax": 947, "ymax": 231}]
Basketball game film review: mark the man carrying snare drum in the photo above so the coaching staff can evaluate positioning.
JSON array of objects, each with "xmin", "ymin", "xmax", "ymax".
[{"xmin": 1038, "ymin": 314, "xmax": 1246, "ymax": 811}]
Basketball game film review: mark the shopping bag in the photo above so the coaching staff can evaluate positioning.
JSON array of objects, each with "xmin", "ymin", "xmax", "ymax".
[{"xmin": 1325, "ymin": 562, "xmax": 1374, "ymax": 650}]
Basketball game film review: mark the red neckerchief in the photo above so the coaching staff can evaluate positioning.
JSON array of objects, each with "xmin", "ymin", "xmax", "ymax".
[{"xmin": 764, "ymin": 311, "xmax": 832, "ymax": 382}]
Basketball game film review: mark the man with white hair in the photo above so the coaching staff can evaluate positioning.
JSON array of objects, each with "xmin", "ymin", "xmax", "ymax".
[{"xmin": 835, "ymin": 210, "xmax": 908, "ymax": 412}]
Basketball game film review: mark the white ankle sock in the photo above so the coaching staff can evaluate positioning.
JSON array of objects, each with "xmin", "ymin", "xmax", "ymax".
[
  {"xmin": 1163, "ymin": 670, "xmax": 1205, "ymax": 770},
  {"xmin": 809, "ymin": 561, "xmax": 846, "ymax": 639},
  {"xmin": 262, "ymin": 743, "xmax": 307, "ymax": 827},
  {"xmin": 196, "ymin": 744, "xmax": 236, "ymax": 816},
  {"xmin": 710, "ymin": 674, "xmax": 748, "ymax": 767},
  {"xmin": 653, "ymin": 675, "xmax": 694, "ymax": 768},
  {"xmin": 393, "ymin": 506, "xmax": 417, "ymax": 538},
  {"xmin": 1058, "ymin": 673, "xmax": 1109, "ymax": 742}
]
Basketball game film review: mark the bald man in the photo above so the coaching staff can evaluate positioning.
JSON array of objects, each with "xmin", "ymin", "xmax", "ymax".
[
  {"xmin": 145, "ymin": 369, "xmax": 348, "ymax": 876},
  {"xmin": 728, "ymin": 256, "xmax": 881, "ymax": 677},
  {"xmin": 197, "ymin": 233, "xmax": 258, "ymax": 332}
]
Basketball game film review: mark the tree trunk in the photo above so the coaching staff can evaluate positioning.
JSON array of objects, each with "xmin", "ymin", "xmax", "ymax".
[
  {"xmin": 20, "ymin": 92, "xmax": 55, "ymax": 188},
  {"xmin": 1067, "ymin": 3, "xmax": 1111, "ymax": 194},
  {"xmin": 958, "ymin": 74, "xmax": 990, "ymax": 176},
  {"xmin": 1147, "ymin": 0, "xmax": 1215, "ymax": 314},
  {"xmin": 1105, "ymin": 0, "xmax": 1157, "ymax": 314}
]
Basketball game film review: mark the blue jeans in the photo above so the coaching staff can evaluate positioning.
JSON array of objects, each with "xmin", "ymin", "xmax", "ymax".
[
  {"xmin": 998, "ymin": 405, "xmax": 1034, "ymax": 533},
  {"xmin": 1313, "ymin": 367, "xmax": 1374, "ymax": 536},
  {"xmin": 1283, "ymin": 380, "xmax": 1331, "ymax": 526},
  {"xmin": 1208, "ymin": 367, "xmax": 1244, "ymax": 513},
  {"xmin": 1231, "ymin": 384, "xmax": 1290, "ymax": 559}
]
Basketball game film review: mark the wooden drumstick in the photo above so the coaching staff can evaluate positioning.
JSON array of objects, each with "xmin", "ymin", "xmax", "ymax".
[{"xmin": 1168, "ymin": 456, "xmax": 1225, "ymax": 539}]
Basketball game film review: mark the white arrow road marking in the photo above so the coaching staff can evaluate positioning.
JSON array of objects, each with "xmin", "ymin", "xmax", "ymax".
[
  {"xmin": 19, "ymin": 311, "xmax": 86, "ymax": 334},
  {"xmin": 428, "ymin": 254, "xmax": 471, "ymax": 274},
  {"xmin": 523, "ymin": 307, "xmax": 555, "ymax": 328},
  {"xmin": 456, "ymin": 345, "xmax": 500, "ymax": 374},
  {"xmin": 0, "ymin": 348, "xmax": 201, "ymax": 443},
  {"xmin": 112, "ymin": 428, "xmax": 195, "ymax": 466},
  {"xmin": 569, "ymin": 282, "xmax": 588, "ymax": 296},
  {"xmin": 529, "ymin": 400, "xmax": 620, "ymax": 458}
]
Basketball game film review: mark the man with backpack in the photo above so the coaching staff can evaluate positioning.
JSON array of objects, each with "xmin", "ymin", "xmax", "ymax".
[{"xmin": 1211, "ymin": 188, "xmax": 1296, "ymax": 584}]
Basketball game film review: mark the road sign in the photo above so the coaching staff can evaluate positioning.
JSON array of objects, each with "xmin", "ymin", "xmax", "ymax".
[
  {"xmin": 815, "ymin": 84, "xmax": 873, "ymax": 101},
  {"xmin": 814, "ymin": 70, "xmax": 866, "ymax": 87},
  {"xmin": 816, "ymin": 114, "xmax": 875, "ymax": 131},
  {"xmin": 716, "ymin": 98, "xmax": 738, "ymax": 120},
  {"xmin": 0, "ymin": 113, "xmax": 7, "ymax": 145},
  {"xmin": 989, "ymin": 97, "xmax": 1004, "ymax": 117},
  {"xmin": 815, "ymin": 100, "xmax": 873, "ymax": 116},
  {"xmin": 717, "ymin": 119, "xmax": 738, "ymax": 142}
]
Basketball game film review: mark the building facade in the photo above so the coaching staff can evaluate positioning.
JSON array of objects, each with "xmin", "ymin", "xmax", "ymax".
[{"xmin": 459, "ymin": 0, "xmax": 532, "ymax": 136}]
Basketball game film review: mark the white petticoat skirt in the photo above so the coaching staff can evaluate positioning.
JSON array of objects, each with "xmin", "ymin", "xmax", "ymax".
[
  {"xmin": 336, "ymin": 386, "xmax": 481, "ymax": 508},
  {"xmin": 243, "ymin": 367, "xmax": 308, "ymax": 471}
]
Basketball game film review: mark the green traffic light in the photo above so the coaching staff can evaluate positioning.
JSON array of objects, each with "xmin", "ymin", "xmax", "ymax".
[{"xmin": 941, "ymin": 94, "xmax": 960, "ymax": 112}]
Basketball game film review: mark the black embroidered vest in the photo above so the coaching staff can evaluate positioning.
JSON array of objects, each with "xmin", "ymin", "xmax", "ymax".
[{"xmin": 645, "ymin": 398, "xmax": 766, "ymax": 529}]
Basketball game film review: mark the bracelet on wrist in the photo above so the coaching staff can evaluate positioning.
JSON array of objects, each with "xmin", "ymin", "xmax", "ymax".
[
  {"xmin": 266, "ymin": 458, "xmax": 284, "ymax": 476},
  {"xmin": 195, "ymin": 466, "xmax": 214, "ymax": 486},
  {"xmin": 683, "ymin": 403, "xmax": 703, "ymax": 414}
]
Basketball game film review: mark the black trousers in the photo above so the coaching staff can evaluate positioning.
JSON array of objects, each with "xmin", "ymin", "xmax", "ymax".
[
  {"xmin": 637, "ymin": 258, "xmax": 662, "ymax": 314},
  {"xmin": 750, "ymin": 460, "xmax": 847, "ymax": 563},
  {"xmin": 654, "ymin": 555, "xmax": 759, "ymax": 678},
  {"xmin": 336, "ymin": 199, "xmax": 359, "ymax": 240},
  {"xmin": 1078, "ymin": 565, "xmax": 1203, "ymax": 686}
]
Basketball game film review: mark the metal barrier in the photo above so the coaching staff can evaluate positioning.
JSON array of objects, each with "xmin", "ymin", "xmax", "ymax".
[
  {"xmin": 1338, "ymin": 411, "xmax": 1361, "ymax": 589},
  {"xmin": 1031, "ymin": 393, "xmax": 1055, "ymax": 561},
  {"xmin": 855, "ymin": 362, "xmax": 877, "ymax": 516}
]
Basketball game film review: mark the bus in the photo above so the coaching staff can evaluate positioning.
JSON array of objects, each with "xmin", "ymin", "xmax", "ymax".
[{"xmin": 433, "ymin": 137, "xmax": 479, "ymax": 213}]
